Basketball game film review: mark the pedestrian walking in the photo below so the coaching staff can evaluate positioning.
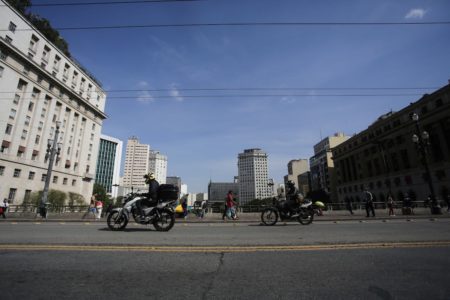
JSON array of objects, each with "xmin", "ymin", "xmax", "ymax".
[
  {"xmin": 82, "ymin": 194, "xmax": 97, "ymax": 219},
  {"xmin": 387, "ymin": 193, "xmax": 395, "ymax": 216},
  {"xmin": 222, "ymin": 202, "xmax": 227, "ymax": 220},
  {"xmin": 181, "ymin": 196, "xmax": 188, "ymax": 219},
  {"xmin": 225, "ymin": 190, "xmax": 238, "ymax": 220},
  {"xmin": 363, "ymin": 188, "xmax": 375, "ymax": 217},
  {"xmin": 0, "ymin": 198, "xmax": 9, "ymax": 219},
  {"xmin": 345, "ymin": 197, "xmax": 354, "ymax": 215}
]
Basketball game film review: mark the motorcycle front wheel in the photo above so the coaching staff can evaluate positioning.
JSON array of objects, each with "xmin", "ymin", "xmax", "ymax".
[
  {"xmin": 153, "ymin": 208, "xmax": 175, "ymax": 232},
  {"xmin": 298, "ymin": 208, "xmax": 314, "ymax": 225},
  {"xmin": 261, "ymin": 208, "xmax": 278, "ymax": 226},
  {"xmin": 107, "ymin": 211, "xmax": 129, "ymax": 231}
]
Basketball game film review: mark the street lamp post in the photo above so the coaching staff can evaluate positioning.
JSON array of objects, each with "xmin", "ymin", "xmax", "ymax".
[
  {"xmin": 40, "ymin": 121, "xmax": 62, "ymax": 218},
  {"xmin": 411, "ymin": 113, "xmax": 442, "ymax": 215}
]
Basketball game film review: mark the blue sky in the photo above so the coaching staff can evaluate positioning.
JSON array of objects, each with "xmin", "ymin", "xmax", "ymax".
[{"xmin": 31, "ymin": 0, "xmax": 450, "ymax": 192}]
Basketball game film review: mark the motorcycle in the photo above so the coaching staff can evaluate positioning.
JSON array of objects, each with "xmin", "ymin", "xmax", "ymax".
[
  {"xmin": 107, "ymin": 184, "xmax": 179, "ymax": 232},
  {"xmin": 261, "ymin": 197, "xmax": 325, "ymax": 226}
]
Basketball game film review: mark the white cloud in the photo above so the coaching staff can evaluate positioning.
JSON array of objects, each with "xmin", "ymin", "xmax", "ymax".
[
  {"xmin": 136, "ymin": 81, "xmax": 154, "ymax": 103},
  {"xmin": 169, "ymin": 84, "xmax": 184, "ymax": 102},
  {"xmin": 405, "ymin": 8, "xmax": 427, "ymax": 19}
]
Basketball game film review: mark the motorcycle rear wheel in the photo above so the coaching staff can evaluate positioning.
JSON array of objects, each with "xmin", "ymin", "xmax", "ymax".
[
  {"xmin": 153, "ymin": 209, "xmax": 175, "ymax": 231},
  {"xmin": 298, "ymin": 209, "xmax": 314, "ymax": 225},
  {"xmin": 107, "ymin": 211, "xmax": 128, "ymax": 231},
  {"xmin": 261, "ymin": 208, "xmax": 278, "ymax": 226}
]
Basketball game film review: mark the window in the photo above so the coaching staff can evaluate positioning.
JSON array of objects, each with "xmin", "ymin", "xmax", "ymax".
[
  {"xmin": 63, "ymin": 178, "xmax": 68, "ymax": 185},
  {"xmin": 72, "ymin": 179, "xmax": 76, "ymax": 186},
  {"xmin": 0, "ymin": 66, "xmax": 4, "ymax": 77},
  {"xmin": 29, "ymin": 35, "xmax": 39, "ymax": 53},
  {"xmin": 28, "ymin": 171, "xmax": 35, "ymax": 180},
  {"xmin": 5, "ymin": 124, "xmax": 12, "ymax": 135},
  {"xmin": 17, "ymin": 148, "xmax": 24, "ymax": 157},
  {"xmin": 31, "ymin": 151, "xmax": 38, "ymax": 160},
  {"xmin": 5, "ymin": 35, "xmax": 12, "ymax": 44},
  {"xmin": 42, "ymin": 46, "xmax": 51, "ymax": 63},
  {"xmin": 38, "ymin": 121, "xmax": 43, "ymax": 131},
  {"xmin": 53, "ymin": 176, "xmax": 58, "ymax": 184},
  {"xmin": 53, "ymin": 55, "xmax": 61, "ymax": 71},
  {"xmin": 25, "ymin": 116, "xmax": 31, "ymax": 126},
  {"xmin": 8, "ymin": 188, "xmax": 17, "ymax": 202},
  {"xmin": 0, "ymin": 166, "xmax": 4, "ymax": 175},
  {"xmin": 28, "ymin": 102, "xmax": 34, "ymax": 112},
  {"xmin": 41, "ymin": 108, "xmax": 46, "ymax": 118},
  {"xmin": 9, "ymin": 22, "xmax": 16, "ymax": 33},
  {"xmin": 21, "ymin": 130, "xmax": 27, "ymax": 140},
  {"xmin": 13, "ymin": 94, "xmax": 20, "ymax": 104},
  {"xmin": 41, "ymin": 174, "xmax": 47, "ymax": 181},
  {"xmin": 13, "ymin": 169, "xmax": 21, "ymax": 177},
  {"xmin": 9, "ymin": 109, "xmax": 16, "ymax": 119},
  {"xmin": 35, "ymin": 135, "xmax": 40, "ymax": 145}
]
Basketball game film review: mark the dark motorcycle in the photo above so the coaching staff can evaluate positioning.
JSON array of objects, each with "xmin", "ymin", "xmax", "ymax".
[
  {"xmin": 261, "ymin": 197, "xmax": 324, "ymax": 226},
  {"xmin": 107, "ymin": 184, "xmax": 179, "ymax": 232}
]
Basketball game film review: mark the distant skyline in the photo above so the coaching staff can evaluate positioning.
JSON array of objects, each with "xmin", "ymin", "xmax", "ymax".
[{"xmin": 26, "ymin": 0, "xmax": 450, "ymax": 192}]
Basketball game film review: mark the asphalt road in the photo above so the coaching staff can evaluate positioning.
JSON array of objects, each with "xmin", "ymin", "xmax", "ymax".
[{"xmin": 1, "ymin": 220, "xmax": 449, "ymax": 299}]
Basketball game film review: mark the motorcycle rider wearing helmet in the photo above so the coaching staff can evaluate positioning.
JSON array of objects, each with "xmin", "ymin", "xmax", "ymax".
[
  {"xmin": 137, "ymin": 172, "xmax": 160, "ymax": 222},
  {"xmin": 285, "ymin": 180, "xmax": 302, "ymax": 212}
]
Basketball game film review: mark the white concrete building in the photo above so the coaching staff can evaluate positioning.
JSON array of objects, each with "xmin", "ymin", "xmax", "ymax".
[
  {"xmin": 0, "ymin": 1, "xmax": 107, "ymax": 204},
  {"xmin": 237, "ymin": 148, "xmax": 272, "ymax": 204},
  {"xmin": 122, "ymin": 137, "xmax": 149, "ymax": 189},
  {"xmin": 149, "ymin": 150, "xmax": 167, "ymax": 184}
]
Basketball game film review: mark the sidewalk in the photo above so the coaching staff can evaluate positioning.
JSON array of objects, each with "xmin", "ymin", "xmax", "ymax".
[{"xmin": 1, "ymin": 207, "xmax": 449, "ymax": 223}]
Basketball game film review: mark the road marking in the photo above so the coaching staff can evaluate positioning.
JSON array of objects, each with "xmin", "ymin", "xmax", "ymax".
[{"xmin": 0, "ymin": 241, "xmax": 449, "ymax": 253}]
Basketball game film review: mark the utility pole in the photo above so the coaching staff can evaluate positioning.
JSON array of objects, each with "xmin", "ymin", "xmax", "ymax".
[{"xmin": 40, "ymin": 121, "xmax": 62, "ymax": 218}]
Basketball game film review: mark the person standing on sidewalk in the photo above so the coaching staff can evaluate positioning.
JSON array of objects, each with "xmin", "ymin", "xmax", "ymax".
[
  {"xmin": 0, "ymin": 198, "xmax": 9, "ymax": 218},
  {"xmin": 82, "ymin": 194, "xmax": 97, "ymax": 219},
  {"xmin": 95, "ymin": 198, "xmax": 103, "ymax": 220},
  {"xmin": 225, "ymin": 191, "xmax": 237, "ymax": 220},
  {"xmin": 363, "ymin": 188, "xmax": 375, "ymax": 217},
  {"xmin": 387, "ymin": 193, "xmax": 395, "ymax": 216},
  {"xmin": 345, "ymin": 197, "xmax": 354, "ymax": 215}
]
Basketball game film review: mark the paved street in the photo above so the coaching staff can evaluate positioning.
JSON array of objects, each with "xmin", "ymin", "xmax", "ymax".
[{"xmin": 1, "ymin": 219, "xmax": 450, "ymax": 299}]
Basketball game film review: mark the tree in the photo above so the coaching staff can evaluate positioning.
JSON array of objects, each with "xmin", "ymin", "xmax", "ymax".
[
  {"xmin": 93, "ymin": 183, "xmax": 113, "ymax": 208},
  {"xmin": 68, "ymin": 192, "xmax": 86, "ymax": 207},
  {"xmin": 29, "ymin": 189, "xmax": 66, "ymax": 206},
  {"xmin": 5, "ymin": 0, "xmax": 31, "ymax": 14}
]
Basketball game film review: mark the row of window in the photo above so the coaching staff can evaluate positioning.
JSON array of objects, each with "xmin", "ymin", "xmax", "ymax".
[{"xmin": 0, "ymin": 165, "xmax": 77, "ymax": 186}]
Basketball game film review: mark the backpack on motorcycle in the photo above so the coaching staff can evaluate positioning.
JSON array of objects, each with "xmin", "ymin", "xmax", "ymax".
[{"xmin": 158, "ymin": 184, "xmax": 180, "ymax": 201}]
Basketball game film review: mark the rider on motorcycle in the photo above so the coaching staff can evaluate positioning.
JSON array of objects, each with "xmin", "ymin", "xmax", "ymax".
[
  {"xmin": 137, "ymin": 172, "xmax": 159, "ymax": 222},
  {"xmin": 285, "ymin": 180, "xmax": 304, "ymax": 212}
]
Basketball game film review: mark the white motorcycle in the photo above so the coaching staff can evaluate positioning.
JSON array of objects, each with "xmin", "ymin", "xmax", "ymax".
[{"xmin": 107, "ymin": 185, "xmax": 178, "ymax": 232}]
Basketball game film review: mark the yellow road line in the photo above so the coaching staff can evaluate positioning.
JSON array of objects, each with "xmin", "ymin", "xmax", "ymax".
[{"xmin": 0, "ymin": 241, "xmax": 449, "ymax": 253}]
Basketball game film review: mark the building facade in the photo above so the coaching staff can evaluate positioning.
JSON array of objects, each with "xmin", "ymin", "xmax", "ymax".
[
  {"xmin": 149, "ymin": 150, "xmax": 167, "ymax": 184},
  {"xmin": 0, "ymin": 1, "xmax": 107, "ymax": 204},
  {"xmin": 310, "ymin": 133, "xmax": 350, "ymax": 201},
  {"xmin": 237, "ymin": 148, "xmax": 272, "ymax": 204},
  {"xmin": 95, "ymin": 134, "xmax": 122, "ymax": 198},
  {"xmin": 208, "ymin": 181, "xmax": 239, "ymax": 204},
  {"xmin": 122, "ymin": 137, "xmax": 149, "ymax": 189},
  {"xmin": 284, "ymin": 159, "xmax": 309, "ymax": 189},
  {"xmin": 166, "ymin": 176, "xmax": 182, "ymax": 192},
  {"xmin": 332, "ymin": 84, "xmax": 450, "ymax": 205}
]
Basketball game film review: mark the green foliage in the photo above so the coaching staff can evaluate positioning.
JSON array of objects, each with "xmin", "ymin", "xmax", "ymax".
[
  {"xmin": 68, "ymin": 192, "xmax": 86, "ymax": 206},
  {"xmin": 93, "ymin": 183, "xmax": 113, "ymax": 208},
  {"xmin": 48, "ymin": 189, "xmax": 67, "ymax": 206},
  {"xmin": 5, "ymin": 0, "xmax": 31, "ymax": 14},
  {"xmin": 29, "ymin": 190, "xmax": 43, "ymax": 206}
]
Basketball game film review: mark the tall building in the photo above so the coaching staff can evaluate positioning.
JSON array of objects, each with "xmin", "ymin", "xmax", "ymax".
[
  {"xmin": 0, "ymin": 2, "xmax": 107, "ymax": 203},
  {"xmin": 122, "ymin": 137, "xmax": 149, "ymax": 188},
  {"xmin": 309, "ymin": 132, "xmax": 350, "ymax": 201},
  {"xmin": 166, "ymin": 176, "xmax": 182, "ymax": 192},
  {"xmin": 237, "ymin": 148, "xmax": 271, "ymax": 204},
  {"xmin": 332, "ymin": 84, "xmax": 450, "ymax": 205},
  {"xmin": 284, "ymin": 159, "xmax": 309, "ymax": 189},
  {"xmin": 149, "ymin": 150, "xmax": 167, "ymax": 184},
  {"xmin": 95, "ymin": 135, "xmax": 122, "ymax": 198}
]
